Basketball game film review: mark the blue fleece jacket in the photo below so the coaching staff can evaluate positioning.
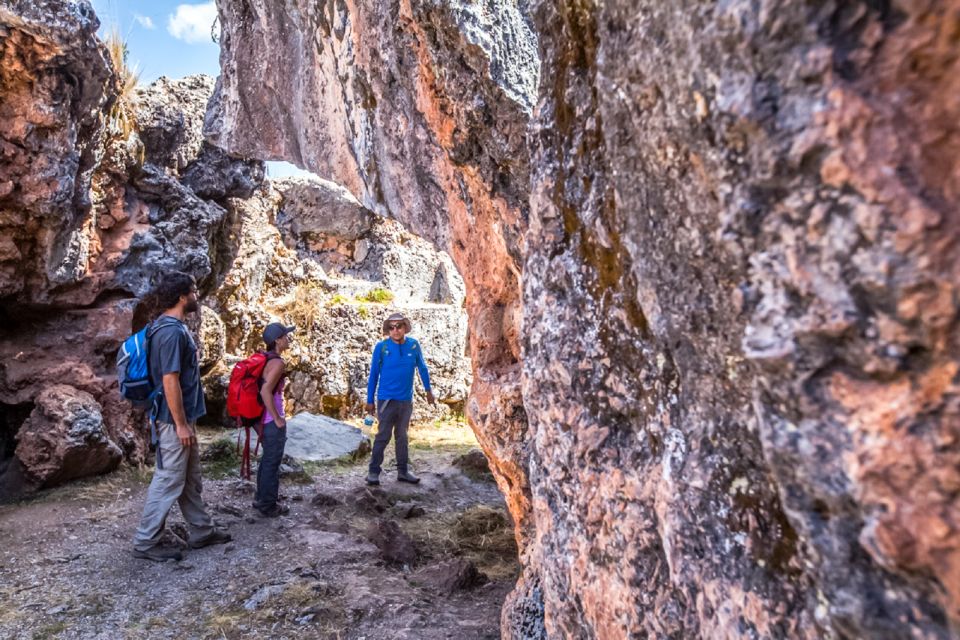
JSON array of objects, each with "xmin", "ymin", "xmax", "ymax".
[{"xmin": 366, "ymin": 337, "xmax": 432, "ymax": 403}]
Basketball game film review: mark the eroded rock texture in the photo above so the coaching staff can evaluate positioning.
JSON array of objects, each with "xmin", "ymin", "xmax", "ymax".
[
  {"xmin": 520, "ymin": 1, "xmax": 959, "ymax": 637},
  {"xmin": 0, "ymin": 1, "xmax": 260, "ymax": 497},
  {"xmin": 213, "ymin": 0, "xmax": 960, "ymax": 637}
]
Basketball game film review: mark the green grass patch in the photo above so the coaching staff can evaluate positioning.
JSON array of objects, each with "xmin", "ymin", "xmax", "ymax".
[
  {"xmin": 356, "ymin": 287, "xmax": 394, "ymax": 303},
  {"xmin": 200, "ymin": 437, "xmax": 240, "ymax": 479},
  {"xmin": 32, "ymin": 622, "xmax": 67, "ymax": 640},
  {"xmin": 408, "ymin": 416, "xmax": 478, "ymax": 454}
]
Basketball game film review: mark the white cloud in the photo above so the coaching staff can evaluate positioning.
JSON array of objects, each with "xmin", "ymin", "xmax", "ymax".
[
  {"xmin": 134, "ymin": 14, "xmax": 155, "ymax": 30},
  {"xmin": 167, "ymin": 2, "xmax": 218, "ymax": 44}
]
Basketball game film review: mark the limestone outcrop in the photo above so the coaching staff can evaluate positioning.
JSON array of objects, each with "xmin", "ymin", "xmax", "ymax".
[{"xmin": 211, "ymin": 0, "xmax": 960, "ymax": 638}]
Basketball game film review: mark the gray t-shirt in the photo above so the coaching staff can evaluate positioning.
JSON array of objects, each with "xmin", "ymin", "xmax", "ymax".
[{"xmin": 148, "ymin": 316, "xmax": 206, "ymax": 424}]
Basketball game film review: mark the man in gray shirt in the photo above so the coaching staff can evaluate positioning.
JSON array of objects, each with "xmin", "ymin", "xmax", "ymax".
[{"xmin": 132, "ymin": 271, "xmax": 230, "ymax": 561}]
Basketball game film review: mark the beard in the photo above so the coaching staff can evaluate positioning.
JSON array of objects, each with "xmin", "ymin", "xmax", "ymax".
[{"xmin": 184, "ymin": 298, "xmax": 200, "ymax": 313}]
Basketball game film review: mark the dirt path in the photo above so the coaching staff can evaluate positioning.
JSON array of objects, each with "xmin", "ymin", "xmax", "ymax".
[{"xmin": 0, "ymin": 422, "xmax": 517, "ymax": 639}]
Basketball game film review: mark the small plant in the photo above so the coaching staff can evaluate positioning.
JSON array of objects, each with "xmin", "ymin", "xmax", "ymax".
[
  {"xmin": 281, "ymin": 282, "xmax": 327, "ymax": 330},
  {"xmin": 328, "ymin": 293, "xmax": 349, "ymax": 306},
  {"xmin": 357, "ymin": 287, "xmax": 394, "ymax": 303},
  {"xmin": 357, "ymin": 303, "xmax": 370, "ymax": 319},
  {"xmin": 104, "ymin": 28, "xmax": 140, "ymax": 138},
  {"xmin": 200, "ymin": 437, "xmax": 239, "ymax": 479}
]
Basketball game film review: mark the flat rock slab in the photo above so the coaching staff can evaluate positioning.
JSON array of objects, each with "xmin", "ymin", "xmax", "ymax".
[{"xmin": 233, "ymin": 412, "xmax": 368, "ymax": 461}]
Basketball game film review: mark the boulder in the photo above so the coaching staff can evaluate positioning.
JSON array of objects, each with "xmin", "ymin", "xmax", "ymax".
[
  {"xmin": 14, "ymin": 384, "xmax": 122, "ymax": 487},
  {"xmin": 232, "ymin": 413, "xmax": 369, "ymax": 462},
  {"xmin": 135, "ymin": 75, "xmax": 215, "ymax": 172},
  {"xmin": 275, "ymin": 176, "xmax": 374, "ymax": 241},
  {"xmin": 182, "ymin": 143, "xmax": 265, "ymax": 201},
  {"xmin": 0, "ymin": 0, "xmax": 115, "ymax": 301}
]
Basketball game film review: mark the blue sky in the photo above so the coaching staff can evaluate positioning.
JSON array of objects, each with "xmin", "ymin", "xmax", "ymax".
[{"xmin": 89, "ymin": 0, "xmax": 310, "ymax": 179}]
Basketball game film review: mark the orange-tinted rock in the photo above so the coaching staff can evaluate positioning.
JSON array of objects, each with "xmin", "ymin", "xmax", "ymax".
[
  {"xmin": 0, "ymin": 4, "xmax": 257, "ymax": 499},
  {"xmin": 15, "ymin": 384, "xmax": 122, "ymax": 487},
  {"xmin": 103, "ymin": 0, "xmax": 960, "ymax": 637}
]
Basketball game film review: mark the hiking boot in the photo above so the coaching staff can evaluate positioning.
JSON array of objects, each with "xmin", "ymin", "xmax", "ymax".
[
  {"xmin": 189, "ymin": 528, "xmax": 232, "ymax": 549},
  {"xmin": 366, "ymin": 472, "xmax": 380, "ymax": 486},
  {"xmin": 396, "ymin": 471, "xmax": 421, "ymax": 484},
  {"xmin": 132, "ymin": 545, "xmax": 183, "ymax": 562},
  {"xmin": 256, "ymin": 503, "xmax": 290, "ymax": 518}
]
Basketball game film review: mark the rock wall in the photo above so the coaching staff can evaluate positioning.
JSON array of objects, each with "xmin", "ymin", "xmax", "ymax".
[
  {"xmin": 0, "ymin": 0, "xmax": 141, "ymax": 498},
  {"xmin": 211, "ymin": 0, "xmax": 960, "ymax": 637}
]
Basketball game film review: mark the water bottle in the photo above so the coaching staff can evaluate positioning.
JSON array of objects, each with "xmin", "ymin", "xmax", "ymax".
[{"xmin": 363, "ymin": 415, "xmax": 375, "ymax": 427}]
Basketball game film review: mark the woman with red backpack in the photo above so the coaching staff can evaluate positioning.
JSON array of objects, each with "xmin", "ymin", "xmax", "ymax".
[{"xmin": 252, "ymin": 322, "xmax": 294, "ymax": 517}]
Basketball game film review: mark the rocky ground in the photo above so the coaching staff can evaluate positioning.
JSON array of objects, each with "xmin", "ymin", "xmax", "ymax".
[{"xmin": 0, "ymin": 420, "xmax": 515, "ymax": 640}]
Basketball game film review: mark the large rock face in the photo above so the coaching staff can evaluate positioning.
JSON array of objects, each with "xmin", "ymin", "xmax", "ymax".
[
  {"xmin": 0, "ymin": 1, "xmax": 267, "ymax": 499},
  {"xmin": 0, "ymin": 0, "xmax": 114, "ymax": 302},
  {"xmin": 212, "ymin": 0, "xmax": 960, "ymax": 638},
  {"xmin": 522, "ymin": 2, "xmax": 959, "ymax": 637}
]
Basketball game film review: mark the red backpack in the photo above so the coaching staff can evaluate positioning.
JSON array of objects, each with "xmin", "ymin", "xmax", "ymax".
[
  {"xmin": 227, "ymin": 351, "xmax": 279, "ymax": 479},
  {"xmin": 227, "ymin": 351, "xmax": 278, "ymax": 419}
]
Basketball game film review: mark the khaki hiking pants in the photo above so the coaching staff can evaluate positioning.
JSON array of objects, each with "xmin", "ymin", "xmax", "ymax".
[{"xmin": 133, "ymin": 422, "xmax": 214, "ymax": 551}]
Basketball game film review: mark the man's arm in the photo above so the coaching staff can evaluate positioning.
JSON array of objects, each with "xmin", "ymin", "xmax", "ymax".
[
  {"xmin": 260, "ymin": 358, "xmax": 285, "ymax": 427},
  {"xmin": 415, "ymin": 345, "xmax": 435, "ymax": 405},
  {"xmin": 365, "ymin": 343, "xmax": 381, "ymax": 414},
  {"xmin": 162, "ymin": 372, "xmax": 195, "ymax": 447}
]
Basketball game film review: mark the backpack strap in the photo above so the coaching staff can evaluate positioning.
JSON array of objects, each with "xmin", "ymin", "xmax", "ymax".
[
  {"xmin": 145, "ymin": 317, "xmax": 190, "ymax": 471},
  {"xmin": 236, "ymin": 417, "xmax": 262, "ymax": 481}
]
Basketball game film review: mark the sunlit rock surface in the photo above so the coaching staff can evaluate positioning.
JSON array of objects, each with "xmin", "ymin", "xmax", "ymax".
[{"xmin": 211, "ymin": 0, "xmax": 960, "ymax": 637}]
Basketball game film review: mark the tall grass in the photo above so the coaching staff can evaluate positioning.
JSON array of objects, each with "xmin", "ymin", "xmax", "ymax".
[{"xmin": 104, "ymin": 28, "xmax": 140, "ymax": 138}]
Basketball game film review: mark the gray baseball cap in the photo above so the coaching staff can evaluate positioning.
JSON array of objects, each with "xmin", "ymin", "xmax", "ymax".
[{"xmin": 262, "ymin": 323, "xmax": 295, "ymax": 344}]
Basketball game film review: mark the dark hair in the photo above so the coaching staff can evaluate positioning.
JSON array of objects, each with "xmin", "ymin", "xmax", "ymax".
[
  {"xmin": 265, "ymin": 341, "xmax": 276, "ymax": 352},
  {"xmin": 151, "ymin": 271, "xmax": 195, "ymax": 311}
]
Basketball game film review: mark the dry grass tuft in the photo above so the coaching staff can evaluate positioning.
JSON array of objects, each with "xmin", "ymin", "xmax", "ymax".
[
  {"xmin": 280, "ymin": 282, "xmax": 328, "ymax": 334},
  {"xmin": 104, "ymin": 28, "xmax": 140, "ymax": 138},
  {"xmin": 402, "ymin": 505, "xmax": 519, "ymax": 581}
]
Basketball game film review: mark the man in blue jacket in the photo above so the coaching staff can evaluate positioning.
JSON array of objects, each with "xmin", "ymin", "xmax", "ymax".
[{"xmin": 365, "ymin": 312, "xmax": 435, "ymax": 485}]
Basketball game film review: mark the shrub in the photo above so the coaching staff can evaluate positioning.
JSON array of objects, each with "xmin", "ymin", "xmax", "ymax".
[{"xmin": 357, "ymin": 287, "xmax": 394, "ymax": 304}]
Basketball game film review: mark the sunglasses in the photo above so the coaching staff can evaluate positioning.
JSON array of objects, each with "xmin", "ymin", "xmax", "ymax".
[{"xmin": 387, "ymin": 323, "xmax": 405, "ymax": 330}]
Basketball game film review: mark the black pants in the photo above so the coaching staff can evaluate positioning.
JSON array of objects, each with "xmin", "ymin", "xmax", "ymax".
[
  {"xmin": 369, "ymin": 400, "xmax": 413, "ymax": 474},
  {"xmin": 254, "ymin": 421, "xmax": 286, "ymax": 511}
]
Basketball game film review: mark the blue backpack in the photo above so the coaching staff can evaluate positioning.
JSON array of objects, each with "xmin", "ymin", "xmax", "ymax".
[{"xmin": 116, "ymin": 323, "xmax": 158, "ymax": 406}]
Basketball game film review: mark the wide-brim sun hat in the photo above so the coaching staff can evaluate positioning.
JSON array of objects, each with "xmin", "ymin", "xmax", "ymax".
[{"xmin": 382, "ymin": 312, "xmax": 412, "ymax": 335}]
